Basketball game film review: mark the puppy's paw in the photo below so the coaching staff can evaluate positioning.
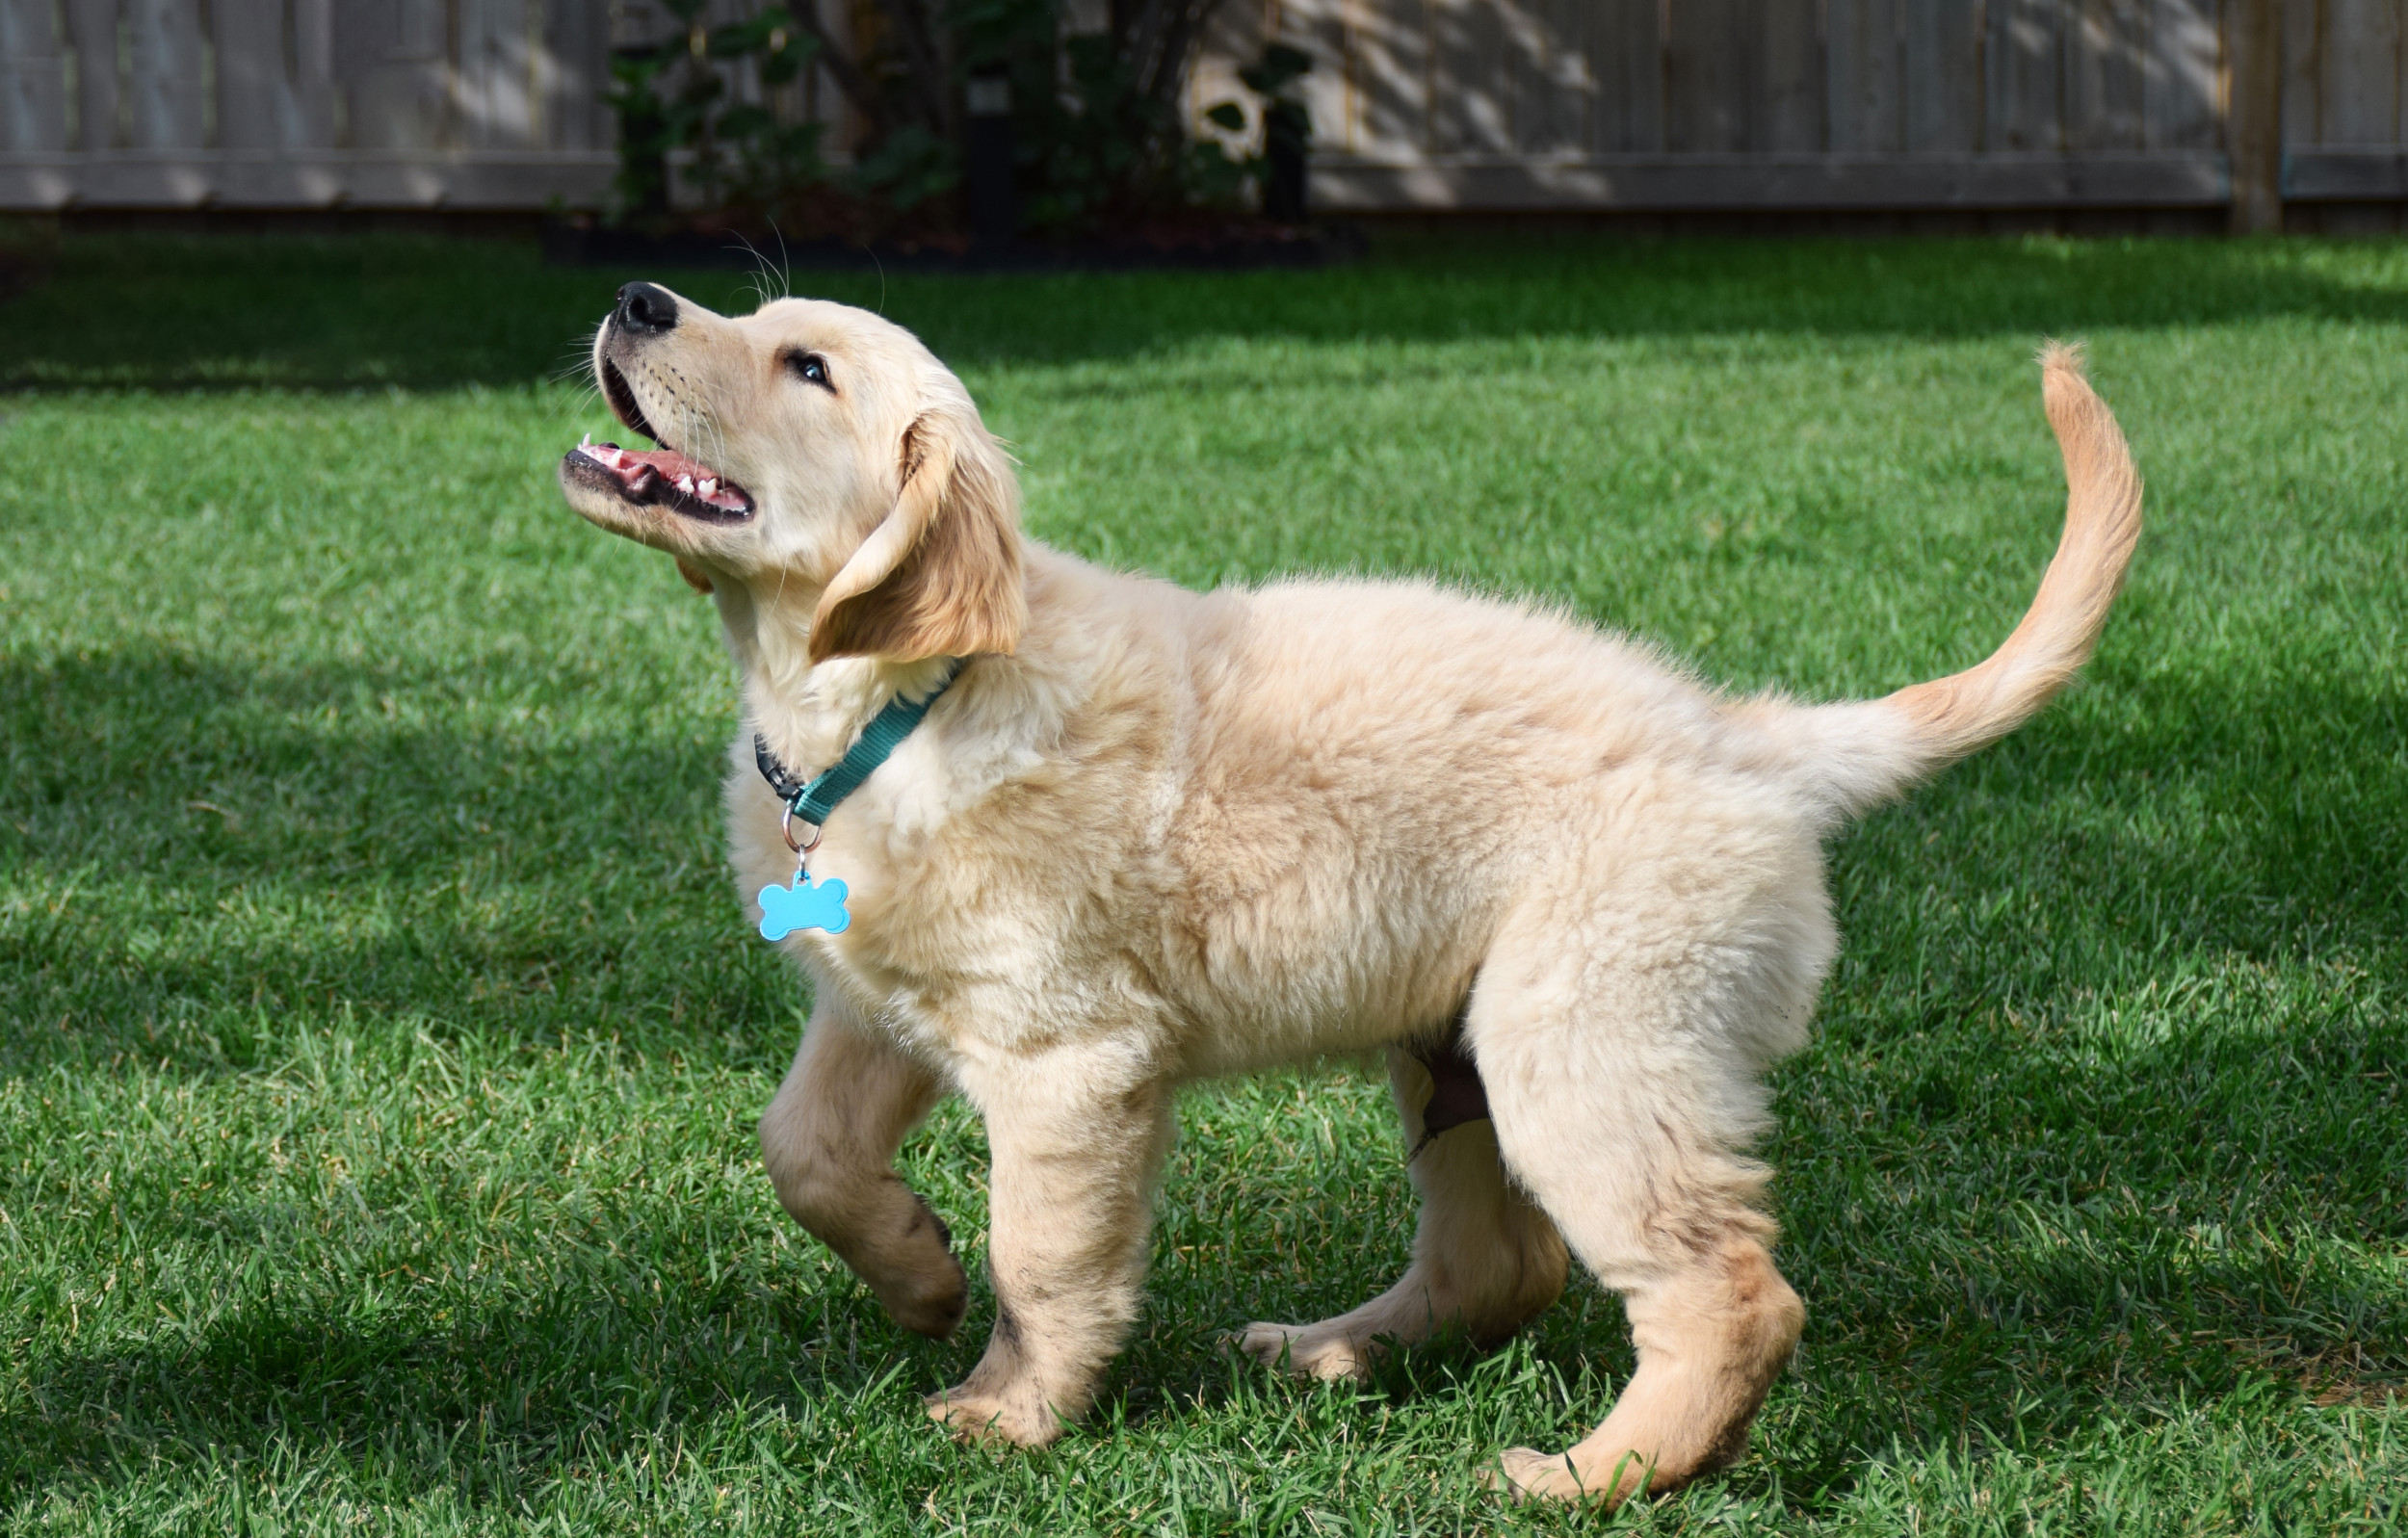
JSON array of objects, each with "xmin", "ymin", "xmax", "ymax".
[
  {"xmin": 1484, "ymin": 1445, "xmax": 1648, "ymax": 1505},
  {"xmin": 862, "ymin": 1196, "xmax": 968, "ymax": 1339},
  {"xmin": 875, "ymin": 1250, "xmax": 969, "ymax": 1339},
  {"xmin": 926, "ymin": 1385, "xmax": 1063, "ymax": 1447},
  {"xmin": 1233, "ymin": 1321, "xmax": 1375, "ymax": 1383}
]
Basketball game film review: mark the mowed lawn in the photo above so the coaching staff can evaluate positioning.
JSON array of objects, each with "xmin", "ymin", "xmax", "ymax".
[{"xmin": 2, "ymin": 232, "xmax": 2403, "ymax": 1535}]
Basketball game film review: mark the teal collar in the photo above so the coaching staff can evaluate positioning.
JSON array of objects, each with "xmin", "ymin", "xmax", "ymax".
[{"xmin": 754, "ymin": 660, "xmax": 963, "ymax": 833}]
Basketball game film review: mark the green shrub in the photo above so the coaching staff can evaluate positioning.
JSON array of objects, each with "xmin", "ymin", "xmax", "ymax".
[{"xmin": 604, "ymin": 0, "xmax": 1311, "ymax": 237}]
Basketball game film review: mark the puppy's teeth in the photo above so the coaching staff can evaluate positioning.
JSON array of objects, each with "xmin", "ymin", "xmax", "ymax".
[
  {"xmin": 677, "ymin": 476, "xmax": 695, "ymax": 493},
  {"xmin": 580, "ymin": 432, "xmax": 590, "ymax": 447},
  {"xmin": 698, "ymin": 478, "xmax": 717, "ymax": 496}
]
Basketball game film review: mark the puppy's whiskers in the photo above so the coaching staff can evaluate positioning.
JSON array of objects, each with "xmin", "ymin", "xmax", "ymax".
[{"xmin": 549, "ymin": 324, "xmax": 607, "ymax": 389}]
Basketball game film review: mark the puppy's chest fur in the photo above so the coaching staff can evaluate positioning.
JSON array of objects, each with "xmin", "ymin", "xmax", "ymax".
[{"xmin": 730, "ymin": 652, "xmax": 1203, "ymax": 1065}]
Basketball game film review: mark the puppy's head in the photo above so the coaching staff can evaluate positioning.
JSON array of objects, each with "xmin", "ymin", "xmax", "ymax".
[{"xmin": 560, "ymin": 282, "xmax": 1025, "ymax": 664}]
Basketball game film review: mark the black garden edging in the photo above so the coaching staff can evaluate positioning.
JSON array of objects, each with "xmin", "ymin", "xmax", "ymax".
[{"xmin": 539, "ymin": 219, "xmax": 1364, "ymax": 274}]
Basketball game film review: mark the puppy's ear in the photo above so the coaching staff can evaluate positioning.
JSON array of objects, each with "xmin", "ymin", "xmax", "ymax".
[{"xmin": 809, "ymin": 409, "xmax": 1026, "ymax": 664}]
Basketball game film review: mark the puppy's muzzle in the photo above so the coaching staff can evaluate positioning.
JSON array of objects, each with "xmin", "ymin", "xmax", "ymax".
[{"xmin": 564, "ymin": 282, "xmax": 755, "ymax": 525}]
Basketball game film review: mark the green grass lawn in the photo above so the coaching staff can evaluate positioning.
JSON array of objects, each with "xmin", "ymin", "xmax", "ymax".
[{"xmin": 2, "ymin": 231, "xmax": 2403, "ymax": 1534}]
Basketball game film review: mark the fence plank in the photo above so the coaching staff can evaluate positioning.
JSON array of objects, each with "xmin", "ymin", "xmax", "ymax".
[
  {"xmin": 211, "ymin": 0, "xmax": 341, "ymax": 199},
  {"xmin": 0, "ymin": 0, "xmax": 70, "ymax": 153},
  {"xmin": 64, "ymin": 0, "xmax": 116, "ymax": 151},
  {"xmin": 295, "ymin": 0, "xmax": 340, "ymax": 148},
  {"xmin": 1989, "ymin": 0, "xmax": 2064, "ymax": 151},
  {"xmin": 1441, "ymin": 0, "xmax": 1517, "ymax": 155},
  {"xmin": 1506, "ymin": 0, "xmax": 1543, "ymax": 152},
  {"xmin": 337, "ymin": 0, "xmax": 453, "ymax": 151},
  {"xmin": 1514, "ymin": 0, "xmax": 1593, "ymax": 153},
  {"xmin": 1665, "ymin": 0, "xmax": 1747, "ymax": 152},
  {"xmin": 2283, "ymin": 0, "xmax": 2326, "ymax": 143},
  {"xmin": 2228, "ymin": 0, "xmax": 2281, "ymax": 225},
  {"xmin": 2321, "ymin": 0, "xmax": 2401, "ymax": 142},
  {"xmin": 1589, "ymin": 0, "xmax": 1663, "ymax": 153},
  {"xmin": 1344, "ymin": 0, "xmax": 1426, "ymax": 158},
  {"xmin": 1904, "ymin": 0, "xmax": 1983, "ymax": 152},
  {"xmin": 1280, "ymin": 0, "xmax": 1357, "ymax": 157},
  {"xmin": 122, "ymin": 0, "xmax": 207, "ymax": 153},
  {"xmin": 1828, "ymin": 0, "xmax": 1900, "ymax": 154},
  {"xmin": 458, "ymin": 0, "xmax": 537, "ymax": 151},
  {"xmin": 539, "ymin": 0, "xmax": 610, "ymax": 153},
  {"xmin": 2069, "ymin": 0, "xmax": 2146, "ymax": 150},
  {"xmin": 1758, "ymin": 0, "xmax": 1820, "ymax": 152},
  {"xmin": 2144, "ymin": 0, "xmax": 2221, "ymax": 149},
  {"xmin": 215, "ymin": 0, "xmax": 299, "ymax": 151},
  {"xmin": 1426, "ymin": 0, "xmax": 1472, "ymax": 153}
]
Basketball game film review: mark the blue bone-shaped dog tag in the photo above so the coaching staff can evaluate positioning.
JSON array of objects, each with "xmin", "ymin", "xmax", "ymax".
[{"xmin": 758, "ymin": 872, "xmax": 851, "ymax": 939}]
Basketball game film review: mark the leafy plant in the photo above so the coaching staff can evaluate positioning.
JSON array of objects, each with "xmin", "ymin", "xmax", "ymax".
[
  {"xmin": 604, "ymin": 1, "xmax": 826, "ymax": 228},
  {"xmin": 975, "ymin": 0, "xmax": 1255, "ymax": 233},
  {"xmin": 850, "ymin": 123, "xmax": 960, "ymax": 214},
  {"xmin": 1205, "ymin": 43, "xmax": 1314, "ymax": 222},
  {"xmin": 604, "ymin": 0, "xmax": 1272, "ymax": 236},
  {"xmin": 602, "ymin": 41, "xmax": 702, "ymax": 224},
  {"xmin": 704, "ymin": 5, "xmax": 828, "ymax": 220}
]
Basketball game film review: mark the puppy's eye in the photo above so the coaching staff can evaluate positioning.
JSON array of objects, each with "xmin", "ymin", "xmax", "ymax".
[{"xmin": 786, "ymin": 351, "xmax": 833, "ymax": 391}]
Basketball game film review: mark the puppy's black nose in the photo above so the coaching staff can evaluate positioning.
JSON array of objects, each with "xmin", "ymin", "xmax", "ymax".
[{"xmin": 615, "ymin": 281, "xmax": 678, "ymax": 336}]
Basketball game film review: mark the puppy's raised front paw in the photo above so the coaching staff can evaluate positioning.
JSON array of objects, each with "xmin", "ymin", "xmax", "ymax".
[
  {"xmin": 926, "ymin": 1385, "xmax": 1063, "ymax": 1447},
  {"xmin": 1233, "ymin": 1321, "xmax": 1375, "ymax": 1382},
  {"xmin": 857, "ymin": 1196, "xmax": 967, "ymax": 1339},
  {"xmin": 880, "ymin": 1262, "xmax": 968, "ymax": 1339}
]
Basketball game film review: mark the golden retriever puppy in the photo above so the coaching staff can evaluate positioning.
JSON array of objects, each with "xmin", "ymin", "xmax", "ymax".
[{"xmin": 557, "ymin": 280, "xmax": 2140, "ymax": 1504}]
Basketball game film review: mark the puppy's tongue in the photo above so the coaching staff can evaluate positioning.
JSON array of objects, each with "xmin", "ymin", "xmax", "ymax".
[{"xmin": 571, "ymin": 438, "xmax": 750, "ymax": 512}]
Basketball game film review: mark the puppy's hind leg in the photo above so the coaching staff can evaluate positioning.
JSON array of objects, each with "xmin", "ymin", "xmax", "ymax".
[
  {"xmin": 1238, "ymin": 1046, "xmax": 1568, "ymax": 1381},
  {"xmin": 1470, "ymin": 941, "xmax": 1808, "ymax": 1507},
  {"xmin": 760, "ymin": 1003, "xmax": 967, "ymax": 1339}
]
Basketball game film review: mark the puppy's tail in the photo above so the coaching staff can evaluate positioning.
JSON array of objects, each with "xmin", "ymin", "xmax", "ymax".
[{"xmin": 1788, "ymin": 343, "xmax": 2142, "ymax": 819}]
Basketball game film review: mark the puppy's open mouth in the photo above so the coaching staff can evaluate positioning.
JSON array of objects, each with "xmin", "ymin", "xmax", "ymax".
[
  {"xmin": 564, "ymin": 437, "xmax": 755, "ymax": 522},
  {"xmin": 564, "ymin": 359, "xmax": 753, "ymax": 522}
]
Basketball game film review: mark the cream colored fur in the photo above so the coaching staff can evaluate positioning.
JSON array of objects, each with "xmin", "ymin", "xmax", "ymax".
[{"xmin": 558, "ymin": 294, "xmax": 2142, "ymax": 1503}]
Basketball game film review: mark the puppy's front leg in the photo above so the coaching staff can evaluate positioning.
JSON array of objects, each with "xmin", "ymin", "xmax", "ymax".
[
  {"xmin": 932, "ymin": 1056, "xmax": 1173, "ymax": 1446},
  {"xmin": 760, "ymin": 1003, "xmax": 967, "ymax": 1338}
]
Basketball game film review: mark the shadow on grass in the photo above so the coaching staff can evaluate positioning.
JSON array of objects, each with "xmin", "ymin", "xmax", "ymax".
[
  {"xmin": 1, "ymin": 232, "xmax": 2403, "ymax": 392},
  {"xmin": 1, "ymin": 1257, "xmax": 969, "ymax": 1493},
  {"xmin": 0, "ymin": 646, "xmax": 786, "ymax": 1073}
]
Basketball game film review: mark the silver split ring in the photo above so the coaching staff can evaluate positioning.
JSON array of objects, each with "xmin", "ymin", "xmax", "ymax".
[{"xmin": 780, "ymin": 801, "xmax": 824, "ymax": 854}]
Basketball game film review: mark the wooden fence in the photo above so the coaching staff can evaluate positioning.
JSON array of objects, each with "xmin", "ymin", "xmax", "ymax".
[
  {"xmin": 5, "ymin": 0, "xmax": 2407, "ymax": 223},
  {"xmin": 0, "ymin": 1, "xmax": 681, "ymax": 209},
  {"xmin": 1195, "ymin": 0, "xmax": 2408, "ymax": 223}
]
